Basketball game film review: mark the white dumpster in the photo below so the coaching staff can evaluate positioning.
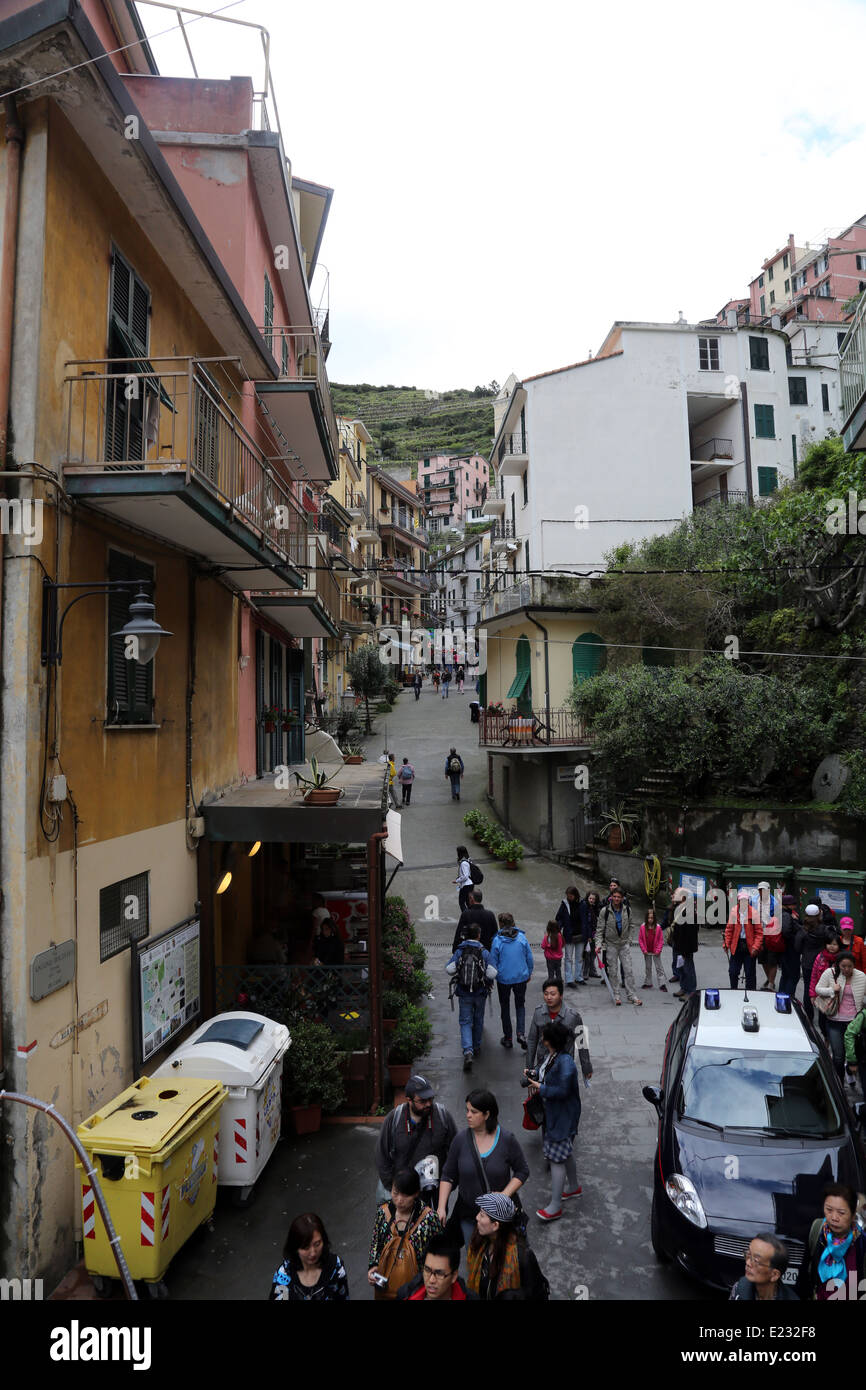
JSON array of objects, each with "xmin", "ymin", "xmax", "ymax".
[{"xmin": 151, "ymin": 1011, "xmax": 290, "ymax": 1202}]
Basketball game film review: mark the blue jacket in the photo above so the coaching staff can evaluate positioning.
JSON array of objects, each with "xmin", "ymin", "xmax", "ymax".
[
  {"xmin": 538, "ymin": 1051, "xmax": 581, "ymax": 1142},
  {"xmin": 490, "ymin": 930, "xmax": 534, "ymax": 986},
  {"xmin": 445, "ymin": 941, "xmax": 495, "ymax": 996}
]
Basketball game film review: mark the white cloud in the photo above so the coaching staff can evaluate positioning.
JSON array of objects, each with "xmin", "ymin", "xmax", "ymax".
[{"xmin": 139, "ymin": 0, "xmax": 866, "ymax": 389}]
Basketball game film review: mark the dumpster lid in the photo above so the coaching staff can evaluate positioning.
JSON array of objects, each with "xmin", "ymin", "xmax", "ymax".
[
  {"xmin": 77, "ymin": 1076, "xmax": 225, "ymax": 1156},
  {"xmin": 197, "ymin": 1018, "xmax": 263, "ymax": 1050},
  {"xmin": 151, "ymin": 1011, "xmax": 290, "ymax": 1086}
]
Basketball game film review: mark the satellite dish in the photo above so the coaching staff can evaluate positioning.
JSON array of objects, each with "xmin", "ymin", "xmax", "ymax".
[{"xmin": 812, "ymin": 754, "xmax": 849, "ymax": 803}]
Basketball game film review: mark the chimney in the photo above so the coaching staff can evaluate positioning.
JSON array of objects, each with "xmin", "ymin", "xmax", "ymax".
[{"xmin": 726, "ymin": 309, "xmax": 737, "ymax": 328}]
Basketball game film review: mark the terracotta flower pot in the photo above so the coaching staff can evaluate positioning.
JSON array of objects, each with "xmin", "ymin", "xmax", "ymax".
[
  {"xmin": 505, "ymin": 860, "xmax": 518, "ymax": 870},
  {"xmin": 303, "ymin": 788, "xmax": 342, "ymax": 806},
  {"xmin": 289, "ymin": 1103, "xmax": 322, "ymax": 1135},
  {"xmin": 387, "ymin": 1062, "xmax": 412, "ymax": 1088},
  {"xmin": 343, "ymin": 755, "xmax": 364, "ymax": 765}
]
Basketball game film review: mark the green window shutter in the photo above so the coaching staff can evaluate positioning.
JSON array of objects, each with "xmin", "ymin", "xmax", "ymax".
[
  {"xmin": 757, "ymin": 466, "xmax": 778, "ymax": 497},
  {"xmin": 508, "ymin": 635, "xmax": 532, "ymax": 712},
  {"xmin": 505, "ymin": 669, "xmax": 530, "ymax": 699},
  {"xmin": 264, "ymin": 273, "xmax": 274, "ymax": 352},
  {"xmin": 572, "ymin": 632, "xmax": 606, "ymax": 682},
  {"xmin": 107, "ymin": 549, "xmax": 154, "ymax": 725},
  {"xmin": 281, "ymin": 334, "xmax": 289, "ymax": 376},
  {"xmin": 754, "ymin": 404, "xmax": 775, "ymax": 438}
]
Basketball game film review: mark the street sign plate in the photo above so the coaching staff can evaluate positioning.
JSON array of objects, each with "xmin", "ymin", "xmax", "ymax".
[{"xmin": 30, "ymin": 940, "xmax": 76, "ymax": 1001}]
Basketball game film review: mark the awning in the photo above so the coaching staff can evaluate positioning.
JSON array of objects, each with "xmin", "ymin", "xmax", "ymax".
[
  {"xmin": 384, "ymin": 809, "xmax": 403, "ymax": 864},
  {"xmin": 111, "ymin": 318, "xmax": 175, "ymax": 410},
  {"xmin": 505, "ymin": 669, "xmax": 530, "ymax": 699}
]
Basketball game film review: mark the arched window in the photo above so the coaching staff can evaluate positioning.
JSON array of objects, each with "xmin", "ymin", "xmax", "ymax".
[
  {"xmin": 572, "ymin": 632, "xmax": 605, "ymax": 683},
  {"xmin": 506, "ymin": 634, "xmax": 532, "ymax": 714}
]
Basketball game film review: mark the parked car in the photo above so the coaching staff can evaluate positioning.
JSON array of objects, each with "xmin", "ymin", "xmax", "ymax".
[{"xmin": 643, "ymin": 988, "xmax": 866, "ymax": 1292}]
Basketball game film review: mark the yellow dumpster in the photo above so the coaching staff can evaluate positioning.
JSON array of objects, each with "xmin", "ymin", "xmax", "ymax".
[{"xmin": 76, "ymin": 1075, "xmax": 226, "ymax": 1288}]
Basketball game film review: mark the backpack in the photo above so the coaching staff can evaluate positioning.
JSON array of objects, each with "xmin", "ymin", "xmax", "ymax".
[
  {"xmin": 398, "ymin": 764, "xmax": 414, "ymax": 782},
  {"xmin": 454, "ymin": 942, "xmax": 486, "ymax": 994},
  {"xmin": 448, "ymin": 755, "xmax": 462, "ymax": 775},
  {"xmin": 375, "ymin": 1207, "xmax": 422, "ymax": 1299},
  {"xmin": 469, "ymin": 860, "xmax": 484, "ymax": 885}
]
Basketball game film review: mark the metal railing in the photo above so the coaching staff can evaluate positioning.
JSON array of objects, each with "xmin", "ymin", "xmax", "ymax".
[
  {"xmin": 693, "ymin": 490, "xmax": 749, "ymax": 509},
  {"xmin": 214, "ymin": 963, "xmax": 369, "ymax": 1031},
  {"xmin": 318, "ymin": 509, "xmax": 348, "ymax": 556},
  {"xmin": 304, "ymin": 534, "xmax": 340, "ymax": 621},
  {"xmin": 478, "ymin": 708, "xmax": 590, "ymax": 748},
  {"xmin": 492, "ymin": 520, "xmax": 516, "ymax": 542},
  {"xmin": 63, "ymin": 356, "xmax": 308, "ymax": 564},
  {"xmin": 841, "ymin": 291, "xmax": 866, "ymax": 427},
  {"xmin": 498, "ymin": 430, "xmax": 527, "ymax": 462},
  {"xmin": 481, "ymin": 572, "xmax": 590, "ymax": 618},
  {"xmin": 691, "ymin": 437, "xmax": 733, "ymax": 461}
]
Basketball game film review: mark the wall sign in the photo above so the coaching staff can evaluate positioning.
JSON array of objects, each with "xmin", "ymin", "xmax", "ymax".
[
  {"xmin": 132, "ymin": 916, "xmax": 201, "ymax": 1071},
  {"xmin": 30, "ymin": 940, "xmax": 76, "ymax": 1001}
]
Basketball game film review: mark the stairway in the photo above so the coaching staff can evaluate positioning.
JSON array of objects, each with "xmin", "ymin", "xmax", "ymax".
[
  {"xmin": 568, "ymin": 844, "xmax": 599, "ymax": 879},
  {"xmin": 634, "ymin": 766, "xmax": 679, "ymax": 798}
]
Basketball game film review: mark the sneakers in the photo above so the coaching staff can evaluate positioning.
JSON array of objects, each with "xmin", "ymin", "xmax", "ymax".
[
  {"xmin": 463, "ymin": 1051, "xmax": 473, "ymax": 1071},
  {"xmin": 562, "ymin": 1187, "xmax": 582, "ymax": 1199},
  {"xmin": 672, "ymin": 990, "xmax": 688, "ymax": 999},
  {"xmin": 668, "ymin": 976, "xmax": 679, "ymax": 984},
  {"xmin": 642, "ymin": 983, "xmax": 652, "ymax": 989},
  {"xmin": 517, "ymin": 1034, "xmax": 527, "ymax": 1050},
  {"xmin": 536, "ymin": 1208, "xmax": 562, "ymax": 1222},
  {"xmin": 660, "ymin": 985, "xmax": 668, "ymax": 993},
  {"xmin": 577, "ymin": 979, "xmax": 587, "ymax": 986},
  {"xmin": 500, "ymin": 1037, "xmax": 513, "ymax": 1049}
]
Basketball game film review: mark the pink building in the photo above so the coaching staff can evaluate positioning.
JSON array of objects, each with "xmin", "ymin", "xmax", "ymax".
[
  {"xmin": 418, "ymin": 453, "xmax": 489, "ymax": 531},
  {"xmin": 746, "ymin": 217, "xmax": 866, "ymax": 325}
]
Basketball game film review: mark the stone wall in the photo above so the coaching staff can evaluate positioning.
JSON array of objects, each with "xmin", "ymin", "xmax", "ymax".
[{"xmin": 640, "ymin": 800, "xmax": 866, "ymax": 870}]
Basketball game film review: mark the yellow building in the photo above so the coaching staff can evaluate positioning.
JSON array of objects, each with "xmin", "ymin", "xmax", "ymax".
[{"xmin": 367, "ymin": 467, "xmax": 430, "ymax": 674}]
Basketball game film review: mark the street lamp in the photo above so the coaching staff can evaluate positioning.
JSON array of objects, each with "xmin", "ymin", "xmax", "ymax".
[{"xmin": 41, "ymin": 578, "xmax": 172, "ymax": 666}]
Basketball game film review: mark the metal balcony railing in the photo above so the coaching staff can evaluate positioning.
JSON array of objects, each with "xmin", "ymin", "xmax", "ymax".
[
  {"xmin": 62, "ymin": 356, "xmax": 308, "ymax": 565},
  {"xmin": 693, "ymin": 490, "xmax": 749, "ymax": 509},
  {"xmin": 492, "ymin": 520, "xmax": 516, "ymax": 542},
  {"xmin": 481, "ymin": 572, "xmax": 590, "ymax": 618},
  {"xmin": 262, "ymin": 325, "xmax": 339, "ymax": 466},
  {"xmin": 478, "ymin": 708, "xmax": 590, "ymax": 748},
  {"xmin": 841, "ymin": 292, "xmax": 866, "ymax": 427},
  {"xmin": 498, "ymin": 429, "xmax": 527, "ymax": 462},
  {"xmin": 305, "ymin": 535, "xmax": 340, "ymax": 621},
  {"xmin": 691, "ymin": 437, "xmax": 734, "ymax": 461}
]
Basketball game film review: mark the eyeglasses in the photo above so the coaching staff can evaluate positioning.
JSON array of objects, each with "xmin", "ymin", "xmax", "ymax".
[
  {"xmin": 744, "ymin": 1253, "xmax": 772, "ymax": 1269},
  {"xmin": 422, "ymin": 1266, "xmax": 451, "ymax": 1279}
]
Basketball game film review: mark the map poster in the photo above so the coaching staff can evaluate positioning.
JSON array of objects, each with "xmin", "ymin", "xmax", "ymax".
[{"xmin": 132, "ymin": 916, "xmax": 201, "ymax": 1071}]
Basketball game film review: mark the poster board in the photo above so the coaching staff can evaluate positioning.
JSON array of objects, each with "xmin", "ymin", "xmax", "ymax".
[{"xmin": 132, "ymin": 915, "xmax": 201, "ymax": 1072}]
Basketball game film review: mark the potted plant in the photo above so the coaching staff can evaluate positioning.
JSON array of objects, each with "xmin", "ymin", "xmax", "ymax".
[
  {"xmin": 293, "ymin": 755, "xmax": 344, "ymax": 806},
  {"xmin": 281, "ymin": 707, "xmax": 300, "ymax": 731},
  {"xmin": 283, "ymin": 1017, "xmax": 346, "ymax": 1133},
  {"xmin": 463, "ymin": 809, "xmax": 481, "ymax": 835},
  {"xmin": 382, "ymin": 987, "xmax": 405, "ymax": 1035},
  {"xmin": 387, "ymin": 1003, "xmax": 433, "ymax": 1087},
  {"xmin": 599, "ymin": 802, "xmax": 639, "ymax": 851},
  {"xmin": 261, "ymin": 703, "xmax": 280, "ymax": 734},
  {"xmin": 500, "ymin": 838, "xmax": 524, "ymax": 869},
  {"xmin": 341, "ymin": 742, "xmax": 365, "ymax": 765}
]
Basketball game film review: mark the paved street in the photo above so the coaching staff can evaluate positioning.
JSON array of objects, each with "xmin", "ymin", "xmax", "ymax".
[{"xmin": 168, "ymin": 681, "xmax": 722, "ymax": 1301}]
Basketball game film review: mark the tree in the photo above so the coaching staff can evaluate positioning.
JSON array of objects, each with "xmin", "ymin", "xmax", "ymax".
[{"xmin": 346, "ymin": 643, "xmax": 387, "ymax": 733}]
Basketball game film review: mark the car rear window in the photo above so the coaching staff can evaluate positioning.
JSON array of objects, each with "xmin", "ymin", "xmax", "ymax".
[{"xmin": 678, "ymin": 1048, "xmax": 843, "ymax": 1136}]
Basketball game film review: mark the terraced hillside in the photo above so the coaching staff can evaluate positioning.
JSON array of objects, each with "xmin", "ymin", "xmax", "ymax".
[{"xmin": 330, "ymin": 382, "xmax": 497, "ymax": 469}]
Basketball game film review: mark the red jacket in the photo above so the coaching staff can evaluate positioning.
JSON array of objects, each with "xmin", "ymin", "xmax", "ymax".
[
  {"xmin": 724, "ymin": 910, "xmax": 763, "ymax": 956},
  {"xmin": 408, "ymin": 1280, "xmax": 469, "ymax": 1301},
  {"xmin": 840, "ymin": 936, "xmax": 866, "ymax": 973}
]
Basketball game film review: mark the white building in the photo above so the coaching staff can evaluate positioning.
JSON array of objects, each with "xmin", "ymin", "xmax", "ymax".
[
  {"xmin": 485, "ymin": 319, "xmax": 845, "ymax": 574},
  {"xmin": 429, "ymin": 525, "xmax": 492, "ymax": 645}
]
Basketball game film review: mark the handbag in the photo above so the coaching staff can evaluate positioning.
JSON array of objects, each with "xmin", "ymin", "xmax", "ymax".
[
  {"xmin": 815, "ymin": 987, "xmax": 840, "ymax": 1018},
  {"xmin": 522, "ymin": 1095, "xmax": 544, "ymax": 1131}
]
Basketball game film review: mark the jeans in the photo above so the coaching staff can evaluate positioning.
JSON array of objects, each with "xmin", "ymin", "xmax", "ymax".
[
  {"xmin": 728, "ymin": 941, "xmax": 756, "ymax": 990},
  {"xmin": 562, "ymin": 941, "xmax": 582, "ymax": 984},
  {"xmin": 497, "ymin": 980, "xmax": 528, "ymax": 1040},
  {"xmin": 458, "ymin": 885, "xmax": 473, "ymax": 913},
  {"xmin": 442, "ymin": 684, "xmax": 450, "ymax": 698},
  {"xmin": 546, "ymin": 958, "xmax": 563, "ymax": 981},
  {"xmin": 677, "ymin": 952, "xmax": 697, "ymax": 995},
  {"xmin": 779, "ymin": 949, "xmax": 800, "ymax": 998},
  {"xmin": 449, "ymin": 774, "xmax": 461, "ymax": 800},
  {"xmin": 458, "ymin": 992, "xmax": 486, "ymax": 1055},
  {"xmin": 414, "ymin": 688, "xmax": 420, "ymax": 700},
  {"xmin": 824, "ymin": 1018, "xmax": 848, "ymax": 1082},
  {"xmin": 670, "ymin": 946, "xmax": 679, "ymax": 981}
]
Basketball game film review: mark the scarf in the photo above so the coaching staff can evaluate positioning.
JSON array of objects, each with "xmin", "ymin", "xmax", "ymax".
[
  {"xmin": 817, "ymin": 1221, "xmax": 856, "ymax": 1285},
  {"xmin": 466, "ymin": 1233, "xmax": 521, "ymax": 1298}
]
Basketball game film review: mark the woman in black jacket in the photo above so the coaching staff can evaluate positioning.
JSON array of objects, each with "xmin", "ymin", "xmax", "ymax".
[
  {"xmin": 555, "ymin": 886, "xmax": 581, "ymax": 987},
  {"xmin": 578, "ymin": 892, "xmax": 601, "ymax": 980},
  {"xmin": 796, "ymin": 1182, "xmax": 866, "ymax": 1301}
]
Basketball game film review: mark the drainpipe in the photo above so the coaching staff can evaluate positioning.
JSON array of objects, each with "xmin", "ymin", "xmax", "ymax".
[
  {"xmin": 526, "ymin": 610, "xmax": 553, "ymax": 851},
  {"xmin": 367, "ymin": 828, "xmax": 389, "ymax": 1112},
  {"xmin": 0, "ymin": 95, "xmax": 24, "ymax": 1084},
  {"xmin": 739, "ymin": 381, "xmax": 754, "ymax": 505}
]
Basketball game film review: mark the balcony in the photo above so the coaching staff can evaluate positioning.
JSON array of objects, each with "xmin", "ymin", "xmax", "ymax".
[
  {"xmin": 841, "ymin": 292, "xmax": 866, "ymax": 450},
  {"xmin": 380, "ymin": 508, "xmax": 428, "ymax": 548},
  {"xmin": 497, "ymin": 431, "xmax": 528, "ymax": 476},
  {"xmin": 491, "ymin": 519, "xmax": 516, "ymax": 552},
  {"xmin": 378, "ymin": 559, "xmax": 424, "ymax": 596},
  {"xmin": 250, "ymin": 534, "xmax": 339, "ymax": 639},
  {"xmin": 481, "ymin": 573, "xmax": 590, "ymax": 620},
  {"xmin": 481, "ymin": 480, "xmax": 506, "ymax": 516},
  {"xmin": 339, "ymin": 590, "xmax": 377, "ymax": 631},
  {"xmin": 691, "ymin": 437, "xmax": 733, "ymax": 461},
  {"xmin": 62, "ymin": 356, "xmax": 306, "ymax": 590},
  {"xmin": 693, "ymin": 490, "xmax": 749, "ymax": 509},
  {"xmin": 255, "ymin": 327, "xmax": 339, "ymax": 482},
  {"xmin": 478, "ymin": 708, "xmax": 591, "ymax": 750}
]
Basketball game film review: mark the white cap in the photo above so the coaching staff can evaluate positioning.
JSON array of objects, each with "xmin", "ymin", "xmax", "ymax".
[
  {"xmin": 804, "ymin": 904, "xmax": 820, "ymax": 917},
  {"xmin": 757, "ymin": 881, "xmax": 770, "ymax": 890}
]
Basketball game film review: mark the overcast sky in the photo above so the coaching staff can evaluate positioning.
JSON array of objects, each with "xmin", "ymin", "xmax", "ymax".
[{"xmin": 140, "ymin": 0, "xmax": 866, "ymax": 391}]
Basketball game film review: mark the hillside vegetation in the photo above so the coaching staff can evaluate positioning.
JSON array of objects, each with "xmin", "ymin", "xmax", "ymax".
[{"xmin": 330, "ymin": 382, "xmax": 497, "ymax": 468}]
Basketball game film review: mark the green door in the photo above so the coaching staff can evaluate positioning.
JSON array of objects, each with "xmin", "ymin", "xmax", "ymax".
[
  {"xmin": 572, "ymin": 632, "xmax": 605, "ymax": 683},
  {"xmin": 506, "ymin": 635, "xmax": 532, "ymax": 715}
]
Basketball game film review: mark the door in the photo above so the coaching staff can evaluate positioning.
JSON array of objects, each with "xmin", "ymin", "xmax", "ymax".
[
  {"xmin": 106, "ymin": 249, "xmax": 150, "ymax": 465},
  {"xmin": 286, "ymin": 649, "xmax": 305, "ymax": 764}
]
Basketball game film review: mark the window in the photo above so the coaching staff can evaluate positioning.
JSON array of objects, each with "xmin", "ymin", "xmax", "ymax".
[
  {"xmin": 757, "ymin": 465, "xmax": 778, "ymax": 496},
  {"xmin": 760, "ymin": 295, "xmax": 766, "ymax": 315},
  {"xmin": 749, "ymin": 337, "xmax": 770, "ymax": 371},
  {"xmin": 522, "ymin": 472, "xmax": 528, "ymax": 507},
  {"xmin": 784, "ymin": 279, "xmax": 790, "ymax": 295},
  {"xmin": 817, "ymin": 280, "xmax": 831, "ymax": 298},
  {"xmin": 769, "ymin": 290, "xmax": 776, "ymax": 305},
  {"xmin": 838, "ymin": 332, "xmax": 848, "ymax": 350},
  {"xmin": 754, "ymin": 403, "xmax": 775, "ymax": 438},
  {"xmin": 822, "ymin": 383, "xmax": 830, "ymax": 412},
  {"xmin": 788, "ymin": 377, "xmax": 807, "ymax": 405},
  {"xmin": 857, "ymin": 255, "xmax": 866, "ymax": 272},
  {"xmin": 783, "ymin": 252, "xmax": 789, "ymax": 269},
  {"xmin": 107, "ymin": 247, "xmax": 151, "ymax": 462},
  {"xmin": 99, "ymin": 871, "xmax": 150, "ymax": 962},
  {"xmin": 264, "ymin": 273, "xmax": 274, "ymax": 352},
  {"xmin": 680, "ymin": 1048, "xmax": 841, "ymax": 1137},
  {"xmin": 107, "ymin": 548, "xmax": 155, "ymax": 724},
  {"xmin": 768, "ymin": 264, "xmax": 774, "ymax": 281},
  {"xmin": 758, "ymin": 274, "xmax": 764, "ymax": 289},
  {"xmin": 698, "ymin": 336, "xmax": 720, "ymax": 370}
]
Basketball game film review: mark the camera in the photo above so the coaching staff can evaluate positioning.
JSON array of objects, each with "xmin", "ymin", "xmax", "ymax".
[
  {"xmin": 520, "ymin": 1068, "xmax": 539, "ymax": 1089},
  {"xmin": 370, "ymin": 1272, "xmax": 389, "ymax": 1289}
]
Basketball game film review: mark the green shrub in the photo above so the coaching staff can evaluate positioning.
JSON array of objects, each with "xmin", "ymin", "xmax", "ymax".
[
  {"xmin": 283, "ymin": 1017, "xmax": 346, "ymax": 1111},
  {"xmin": 389, "ymin": 1003, "xmax": 433, "ymax": 1064},
  {"xmin": 381, "ymin": 987, "xmax": 407, "ymax": 1019},
  {"xmin": 403, "ymin": 968, "xmax": 432, "ymax": 1004}
]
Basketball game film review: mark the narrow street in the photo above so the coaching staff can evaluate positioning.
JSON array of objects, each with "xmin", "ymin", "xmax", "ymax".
[{"xmin": 168, "ymin": 681, "xmax": 717, "ymax": 1301}]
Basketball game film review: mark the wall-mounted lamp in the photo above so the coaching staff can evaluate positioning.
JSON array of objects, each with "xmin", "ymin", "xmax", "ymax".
[
  {"xmin": 41, "ymin": 578, "xmax": 172, "ymax": 666},
  {"xmin": 248, "ymin": 841, "xmax": 261, "ymax": 858},
  {"xmin": 216, "ymin": 845, "xmax": 236, "ymax": 896}
]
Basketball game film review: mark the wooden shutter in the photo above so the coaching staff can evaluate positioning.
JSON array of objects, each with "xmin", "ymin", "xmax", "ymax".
[
  {"xmin": 573, "ymin": 632, "xmax": 606, "ymax": 681},
  {"xmin": 107, "ymin": 249, "xmax": 150, "ymax": 464},
  {"xmin": 757, "ymin": 466, "xmax": 778, "ymax": 497},
  {"xmin": 107, "ymin": 549, "xmax": 154, "ymax": 725}
]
